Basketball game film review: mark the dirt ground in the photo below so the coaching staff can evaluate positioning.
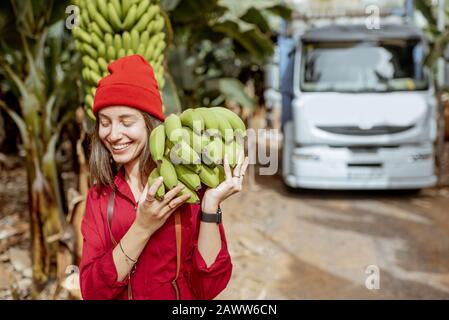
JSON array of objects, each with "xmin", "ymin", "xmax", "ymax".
[
  {"xmin": 2, "ymin": 156, "xmax": 449, "ymax": 299},
  {"xmin": 217, "ymin": 172, "xmax": 449, "ymax": 299}
]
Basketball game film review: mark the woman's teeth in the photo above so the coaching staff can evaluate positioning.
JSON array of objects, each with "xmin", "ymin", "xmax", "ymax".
[{"xmin": 112, "ymin": 143, "xmax": 130, "ymax": 151}]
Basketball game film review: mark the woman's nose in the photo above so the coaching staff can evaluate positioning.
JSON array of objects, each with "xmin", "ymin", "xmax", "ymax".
[{"xmin": 108, "ymin": 123, "xmax": 123, "ymax": 141}]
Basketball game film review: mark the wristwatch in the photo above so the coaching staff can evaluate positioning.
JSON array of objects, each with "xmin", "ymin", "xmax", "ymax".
[{"xmin": 200, "ymin": 206, "xmax": 222, "ymax": 224}]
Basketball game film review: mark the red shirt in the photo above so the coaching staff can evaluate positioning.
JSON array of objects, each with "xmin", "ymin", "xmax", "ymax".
[{"xmin": 79, "ymin": 169, "xmax": 232, "ymax": 300}]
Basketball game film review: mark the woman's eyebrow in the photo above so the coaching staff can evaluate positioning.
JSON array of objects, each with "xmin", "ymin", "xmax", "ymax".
[
  {"xmin": 119, "ymin": 114, "xmax": 138, "ymax": 120},
  {"xmin": 98, "ymin": 114, "xmax": 110, "ymax": 120}
]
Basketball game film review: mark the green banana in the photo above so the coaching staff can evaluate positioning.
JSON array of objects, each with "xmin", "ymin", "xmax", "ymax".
[
  {"xmin": 148, "ymin": 168, "xmax": 165, "ymax": 200},
  {"xmin": 81, "ymin": 56, "xmax": 90, "ymax": 67},
  {"xmin": 151, "ymin": 41, "xmax": 166, "ymax": 61},
  {"xmin": 89, "ymin": 4, "xmax": 113, "ymax": 33},
  {"xmin": 111, "ymin": 0, "xmax": 123, "ymax": 19},
  {"xmin": 107, "ymin": 45, "xmax": 116, "ymax": 61},
  {"xmin": 217, "ymin": 116, "xmax": 234, "ymax": 143},
  {"xmin": 223, "ymin": 140, "xmax": 243, "ymax": 167},
  {"xmin": 87, "ymin": 57, "xmax": 100, "ymax": 74},
  {"xmin": 114, "ymin": 34, "xmax": 122, "ymax": 53},
  {"xmin": 83, "ymin": 43, "xmax": 97, "ymax": 58},
  {"xmin": 90, "ymin": 33, "xmax": 103, "ymax": 49},
  {"xmin": 90, "ymin": 70, "xmax": 102, "ymax": 85},
  {"xmin": 199, "ymin": 165, "xmax": 220, "ymax": 188},
  {"xmin": 179, "ymin": 187, "xmax": 200, "ymax": 204},
  {"xmin": 85, "ymin": 94, "xmax": 94, "ymax": 109},
  {"xmin": 98, "ymin": 57, "xmax": 108, "ymax": 72},
  {"xmin": 140, "ymin": 31, "xmax": 150, "ymax": 46},
  {"xmin": 123, "ymin": 3, "xmax": 137, "ymax": 30},
  {"xmin": 202, "ymin": 139, "xmax": 225, "ymax": 166},
  {"xmin": 105, "ymin": 33, "xmax": 114, "ymax": 47},
  {"xmin": 196, "ymin": 108, "xmax": 220, "ymax": 137},
  {"xmin": 90, "ymin": 86, "xmax": 96, "ymax": 97},
  {"xmin": 149, "ymin": 124, "xmax": 165, "ymax": 163},
  {"xmin": 122, "ymin": 31, "xmax": 131, "ymax": 50},
  {"xmin": 108, "ymin": 2, "xmax": 122, "ymax": 31},
  {"xmin": 164, "ymin": 114, "xmax": 183, "ymax": 143},
  {"xmin": 152, "ymin": 15, "xmax": 164, "ymax": 32},
  {"xmin": 130, "ymin": 29, "xmax": 140, "ymax": 50},
  {"xmin": 90, "ymin": 22, "xmax": 104, "ymax": 38},
  {"xmin": 118, "ymin": 48, "xmax": 126, "ymax": 58},
  {"xmin": 195, "ymin": 132, "xmax": 211, "ymax": 154},
  {"xmin": 211, "ymin": 107, "xmax": 247, "ymax": 138},
  {"xmin": 158, "ymin": 157, "xmax": 178, "ymax": 189},
  {"xmin": 135, "ymin": 0, "xmax": 151, "ymax": 21},
  {"xmin": 146, "ymin": 5, "xmax": 160, "ymax": 25},
  {"xmin": 171, "ymin": 140, "xmax": 201, "ymax": 165},
  {"xmin": 121, "ymin": 0, "xmax": 134, "ymax": 17},
  {"xmin": 73, "ymin": 27, "xmax": 92, "ymax": 44},
  {"xmin": 146, "ymin": 20, "xmax": 156, "ymax": 35},
  {"xmin": 98, "ymin": 43, "xmax": 106, "ymax": 58},
  {"xmin": 184, "ymin": 164, "xmax": 202, "ymax": 174},
  {"xmin": 217, "ymin": 165, "xmax": 226, "ymax": 183},
  {"xmin": 180, "ymin": 109, "xmax": 204, "ymax": 134},
  {"xmin": 96, "ymin": 0, "xmax": 108, "ymax": 19},
  {"xmin": 174, "ymin": 165, "xmax": 201, "ymax": 191},
  {"xmin": 82, "ymin": 67, "xmax": 90, "ymax": 82},
  {"xmin": 134, "ymin": 12, "xmax": 152, "ymax": 32},
  {"xmin": 81, "ymin": 9, "xmax": 91, "ymax": 26},
  {"xmin": 136, "ymin": 43, "xmax": 146, "ymax": 56}
]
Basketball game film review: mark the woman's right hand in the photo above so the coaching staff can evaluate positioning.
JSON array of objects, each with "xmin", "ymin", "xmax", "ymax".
[{"xmin": 134, "ymin": 177, "xmax": 191, "ymax": 235}]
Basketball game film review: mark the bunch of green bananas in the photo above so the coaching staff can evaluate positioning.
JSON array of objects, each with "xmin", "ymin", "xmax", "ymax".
[
  {"xmin": 71, "ymin": 0, "xmax": 166, "ymax": 120},
  {"xmin": 148, "ymin": 107, "xmax": 247, "ymax": 203}
]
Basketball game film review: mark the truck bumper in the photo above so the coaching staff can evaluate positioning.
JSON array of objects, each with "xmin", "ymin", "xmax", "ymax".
[{"xmin": 284, "ymin": 144, "xmax": 437, "ymax": 190}]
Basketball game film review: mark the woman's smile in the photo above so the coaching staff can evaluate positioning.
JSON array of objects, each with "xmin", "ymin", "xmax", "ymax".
[{"xmin": 110, "ymin": 142, "xmax": 132, "ymax": 153}]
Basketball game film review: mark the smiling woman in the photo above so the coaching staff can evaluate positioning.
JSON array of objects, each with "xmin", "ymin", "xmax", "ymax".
[
  {"xmin": 90, "ymin": 107, "xmax": 161, "ymax": 192},
  {"xmin": 80, "ymin": 55, "xmax": 248, "ymax": 300}
]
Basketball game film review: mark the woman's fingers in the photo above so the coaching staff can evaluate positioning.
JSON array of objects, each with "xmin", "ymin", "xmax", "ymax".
[
  {"xmin": 223, "ymin": 153, "xmax": 232, "ymax": 181},
  {"xmin": 158, "ymin": 192, "xmax": 191, "ymax": 218},
  {"xmin": 146, "ymin": 176, "xmax": 164, "ymax": 203},
  {"xmin": 240, "ymin": 156, "xmax": 250, "ymax": 177},
  {"xmin": 159, "ymin": 183, "xmax": 185, "ymax": 207},
  {"xmin": 233, "ymin": 148, "xmax": 245, "ymax": 177}
]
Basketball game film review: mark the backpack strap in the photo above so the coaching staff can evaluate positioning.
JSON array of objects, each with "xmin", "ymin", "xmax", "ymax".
[
  {"xmin": 171, "ymin": 211, "xmax": 182, "ymax": 300},
  {"xmin": 107, "ymin": 189, "xmax": 133, "ymax": 300}
]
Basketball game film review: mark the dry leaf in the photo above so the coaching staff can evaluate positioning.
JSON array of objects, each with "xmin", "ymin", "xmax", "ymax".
[{"xmin": 8, "ymin": 248, "xmax": 31, "ymax": 273}]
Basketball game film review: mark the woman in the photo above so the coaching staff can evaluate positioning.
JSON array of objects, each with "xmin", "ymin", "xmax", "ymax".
[{"xmin": 79, "ymin": 55, "xmax": 249, "ymax": 300}]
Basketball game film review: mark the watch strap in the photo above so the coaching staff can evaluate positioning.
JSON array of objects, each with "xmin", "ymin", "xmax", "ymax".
[{"xmin": 201, "ymin": 206, "xmax": 222, "ymax": 224}]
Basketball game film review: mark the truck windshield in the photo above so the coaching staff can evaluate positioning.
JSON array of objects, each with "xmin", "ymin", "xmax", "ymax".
[{"xmin": 300, "ymin": 40, "xmax": 429, "ymax": 92}]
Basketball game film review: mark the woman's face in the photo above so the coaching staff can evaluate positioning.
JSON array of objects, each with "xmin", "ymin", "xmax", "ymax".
[{"xmin": 98, "ymin": 106, "xmax": 147, "ymax": 165}]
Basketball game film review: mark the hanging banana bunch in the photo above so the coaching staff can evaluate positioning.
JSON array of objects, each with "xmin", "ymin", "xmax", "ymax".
[{"xmin": 71, "ymin": 0, "xmax": 166, "ymax": 120}]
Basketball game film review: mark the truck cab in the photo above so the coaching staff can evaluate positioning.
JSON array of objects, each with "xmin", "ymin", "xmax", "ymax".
[{"xmin": 282, "ymin": 24, "xmax": 438, "ymax": 189}]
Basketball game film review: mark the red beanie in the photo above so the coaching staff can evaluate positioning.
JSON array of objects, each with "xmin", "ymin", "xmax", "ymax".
[{"xmin": 93, "ymin": 54, "xmax": 165, "ymax": 121}]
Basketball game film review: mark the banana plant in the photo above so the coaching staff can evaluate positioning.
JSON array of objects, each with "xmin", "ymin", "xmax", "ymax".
[
  {"xmin": 71, "ymin": 0, "xmax": 171, "ymax": 118},
  {"xmin": 416, "ymin": 0, "xmax": 449, "ymax": 67},
  {"xmin": 0, "ymin": 0, "xmax": 80, "ymax": 291},
  {"xmin": 161, "ymin": 0, "xmax": 291, "ymax": 111}
]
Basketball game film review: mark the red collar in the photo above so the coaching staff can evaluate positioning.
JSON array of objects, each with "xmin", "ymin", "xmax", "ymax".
[{"xmin": 113, "ymin": 168, "xmax": 138, "ymax": 205}]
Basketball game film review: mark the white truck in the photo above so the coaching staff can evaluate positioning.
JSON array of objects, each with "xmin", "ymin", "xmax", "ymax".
[{"xmin": 281, "ymin": 20, "xmax": 440, "ymax": 190}]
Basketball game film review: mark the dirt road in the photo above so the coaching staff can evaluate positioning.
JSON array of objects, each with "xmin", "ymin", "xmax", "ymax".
[{"xmin": 218, "ymin": 172, "xmax": 449, "ymax": 299}]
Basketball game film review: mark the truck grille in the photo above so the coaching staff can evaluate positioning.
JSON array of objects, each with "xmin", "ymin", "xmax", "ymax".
[{"xmin": 317, "ymin": 125, "xmax": 414, "ymax": 136}]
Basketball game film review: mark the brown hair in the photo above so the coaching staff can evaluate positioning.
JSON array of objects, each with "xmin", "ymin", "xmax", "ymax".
[{"xmin": 88, "ymin": 110, "xmax": 162, "ymax": 192}]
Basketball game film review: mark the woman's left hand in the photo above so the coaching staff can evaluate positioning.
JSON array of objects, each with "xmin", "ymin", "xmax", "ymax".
[{"xmin": 201, "ymin": 149, "xmax": 250, "ymax": 212}]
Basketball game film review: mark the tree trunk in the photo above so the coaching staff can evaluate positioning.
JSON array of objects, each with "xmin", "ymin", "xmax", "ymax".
[{"xmin": 25, "ymin": 139, "xmax": 64, "ymax": 293}]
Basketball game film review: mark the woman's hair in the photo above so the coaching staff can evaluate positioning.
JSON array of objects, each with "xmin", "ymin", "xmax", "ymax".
[{"xmin": 88, "ymin": 110, "xmax": 162, "ymax": 192}]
